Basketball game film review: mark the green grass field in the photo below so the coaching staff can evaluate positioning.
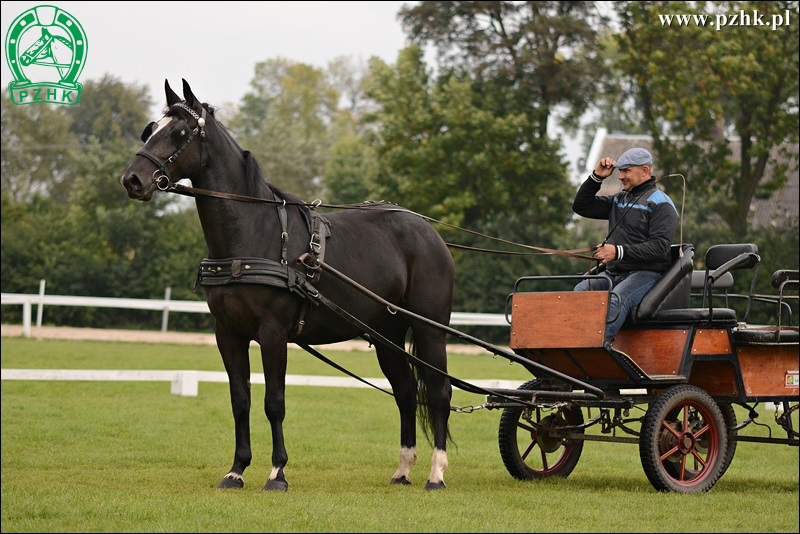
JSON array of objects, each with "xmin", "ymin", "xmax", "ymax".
[{"xmin": 2, "ymin": 336, "xmax": 798, "ymax": 532}]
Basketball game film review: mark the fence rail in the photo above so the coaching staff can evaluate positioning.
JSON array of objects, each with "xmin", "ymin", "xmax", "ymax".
[{"xmin": 1, "ymin": 292, "xmax": 508, "ymax": 338}]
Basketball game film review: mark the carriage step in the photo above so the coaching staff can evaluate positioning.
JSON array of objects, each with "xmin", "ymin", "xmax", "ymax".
[
  {"xmin": 648, "ymin": 374, "xmax": 687, "ymax": 381},
  {"xmin": 605, "ymin": 344, "xmax": 648, "ymax": 380}
]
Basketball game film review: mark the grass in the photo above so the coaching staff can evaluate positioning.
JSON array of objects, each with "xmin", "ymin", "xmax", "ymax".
[{"xmin": 1, "ymin": 336, "xmax": 798, "ymax": 532}]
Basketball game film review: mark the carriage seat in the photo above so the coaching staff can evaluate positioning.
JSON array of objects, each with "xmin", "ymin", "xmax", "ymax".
[
  {"xmin": 732, "ymin": 325, "xmax": 800, "ymax": 344},
  {"xmin": 630, "ymin": 243, "xmax": 694, "ymax": 323},
  {"xmin": 632, "ymin": 243, "xmax": 759, "ymax": 325},
  {"xmin": 733, "ymin": 269, "xmax": 800, "ymax": 345}
]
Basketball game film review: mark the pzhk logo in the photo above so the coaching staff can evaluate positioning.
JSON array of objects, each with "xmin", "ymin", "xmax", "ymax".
[{"xmin": 5, "ymin": 5, "xmax": 88, "ymax": 106}]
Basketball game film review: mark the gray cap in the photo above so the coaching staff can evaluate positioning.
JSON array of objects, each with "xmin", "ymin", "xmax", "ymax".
[{"xmin": 613, "ymin": 148, "xmax": 653, "ymax": 169}]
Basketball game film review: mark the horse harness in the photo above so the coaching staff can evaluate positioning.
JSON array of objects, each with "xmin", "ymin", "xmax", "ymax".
[{"xmin": 194, "ymin": 195, "xmax": 331, "ymax": 339}]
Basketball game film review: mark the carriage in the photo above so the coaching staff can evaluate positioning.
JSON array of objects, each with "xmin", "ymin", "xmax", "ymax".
[
  {"xmin": 121, "ymin": 79, "xmax": 798, "ymax": 495},
  {"xmin": 490, "ymin": 242, "xmax": 799, "ymax": 493}
]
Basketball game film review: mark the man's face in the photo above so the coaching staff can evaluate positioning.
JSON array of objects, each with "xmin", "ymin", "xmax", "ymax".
[{"xmin": 617, "ymin": 165, "xmax": 650, "ymax": 191}]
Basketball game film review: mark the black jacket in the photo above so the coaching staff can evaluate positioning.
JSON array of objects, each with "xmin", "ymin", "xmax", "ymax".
[{"xmin": 572, "ymin": 174, "xmax": 679, "ymax": 274}]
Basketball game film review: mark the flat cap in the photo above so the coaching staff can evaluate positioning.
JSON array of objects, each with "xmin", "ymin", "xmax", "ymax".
[{"xmin": 613, "ymin": 148, "xmax": 653, "ymax": 169}]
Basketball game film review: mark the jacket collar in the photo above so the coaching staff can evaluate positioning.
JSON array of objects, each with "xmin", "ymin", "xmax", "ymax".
[{"xmin": 629, "ymin": 176, "xmax": 656, "ymax": 196}]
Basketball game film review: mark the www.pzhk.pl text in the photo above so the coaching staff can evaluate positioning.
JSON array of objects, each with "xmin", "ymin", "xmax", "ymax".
[{"xmin": 659, "ymin": 10, "xmax": 792, "ymax": 31}]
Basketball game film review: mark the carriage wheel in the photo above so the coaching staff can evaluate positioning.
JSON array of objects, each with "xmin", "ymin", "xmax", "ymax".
[
  {"xmin": 639, "ymin": 385, "xmax": 728, "ymax": 493},
  {"xmin": 661, "ymin": 402, "xmax": 737, "ymax": 481},
  {"xmin": 498, "ymin": 379, "xmax": 584, "ymax": 480},
  {"xmin": 717, "ymin": 403, "xmax": 737, "ymax": 477}
]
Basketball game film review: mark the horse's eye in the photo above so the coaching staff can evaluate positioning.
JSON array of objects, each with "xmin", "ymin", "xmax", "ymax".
[{"xmin": 140, "ymin": 121, "xmax": 155, "ymax": 143}]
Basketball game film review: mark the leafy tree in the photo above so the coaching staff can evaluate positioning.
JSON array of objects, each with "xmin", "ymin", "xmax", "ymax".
[
  {"xmin": 1, "ymin": 76, "xmax": 209, "ymax": 330},
  {"xmin": 361, "ymin": 46, "xmax": 579, "ymax": 321},
  {"xmin": 1, "ymin": 90, "xmax": 74, "ymax": 203},
  {"xmin": 613, "ymin": 1, "xmax": 799, "ymax": 239},
  {"xmin": 231, "ymin": 58, "xmax": 340, "ymax": 199},
  {"xmin": 399, "ymin": 1, "xmax": 610, "ymax": 137},
  {"xmin": 66, "ymin": 74, "xmax": 152, "ymax": 147}
]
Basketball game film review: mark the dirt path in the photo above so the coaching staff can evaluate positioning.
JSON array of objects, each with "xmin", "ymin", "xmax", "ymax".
[{"xmin": 1, "ymin": 325, "xmax": 496, "ymax": 354}]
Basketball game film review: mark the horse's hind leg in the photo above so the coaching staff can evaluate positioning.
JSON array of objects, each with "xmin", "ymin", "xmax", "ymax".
[
  {"xmin": 410, "ymin": 321, "xmax": 452, "ymax": 491},
  {"xmin": 374, "ymin": 327, "xmax": 419, "ymax": 486}
]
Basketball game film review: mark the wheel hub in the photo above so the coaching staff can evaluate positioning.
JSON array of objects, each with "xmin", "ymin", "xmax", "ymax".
[{"xmin": 535, "ymin": 414, "xmax": 566, "ymax": 453}]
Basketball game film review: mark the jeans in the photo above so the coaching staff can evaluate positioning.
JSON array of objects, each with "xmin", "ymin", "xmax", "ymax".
[{"xmin": 574, "ymin": 270, "xmax": 663, "ymax": 343}]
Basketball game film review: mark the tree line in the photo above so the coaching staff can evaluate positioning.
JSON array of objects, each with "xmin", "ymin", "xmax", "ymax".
[{"xmin": 2, "ymin": 1, "xmax": 798, "ymax": 338}]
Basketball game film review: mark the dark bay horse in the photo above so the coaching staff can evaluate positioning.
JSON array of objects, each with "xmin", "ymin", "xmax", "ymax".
[{"xmin": 120, "ymin": 79, "xmax": 454, "ymax": 491}]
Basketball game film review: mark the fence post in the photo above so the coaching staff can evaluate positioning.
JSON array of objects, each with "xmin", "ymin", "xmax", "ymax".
[
  {"xmin": 161, "ymin": 287, "xmax": 171, "ymax": 332},
  {"xmin": 36, "ymin": 279, "xmax": 45, "ymax": 328},
  {"xmin": 22, "ymin": 300, "xmax": 32, "ymax": 337}
]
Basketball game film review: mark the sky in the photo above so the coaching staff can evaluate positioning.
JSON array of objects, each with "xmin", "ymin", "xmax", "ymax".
[
  {"xmin": 2, "ymin": 0, "xmax": 587, "ymax": 174},
  {"xmin": 1, "ymin": 1, "xmax": 412, "ymax": 114}
]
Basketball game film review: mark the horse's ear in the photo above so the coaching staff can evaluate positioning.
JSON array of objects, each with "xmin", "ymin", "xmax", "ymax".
[
  {"xmin": 182, "ymin": 79, "xmax": 200, "ymax": 110},
  {"xmin": 165, "ymin": 79, "xmax": 180, "ymax": 106}
]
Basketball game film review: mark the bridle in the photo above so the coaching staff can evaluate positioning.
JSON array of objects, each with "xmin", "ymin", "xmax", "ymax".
[{"xmin": 135, "ymin": 102, "xmax": 208, "ymax": 190}]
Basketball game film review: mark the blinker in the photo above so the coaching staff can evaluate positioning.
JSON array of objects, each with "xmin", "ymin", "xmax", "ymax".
[
  {"xmin": 140, "ymin": 121, "xmax": 155, "ymax": 142},
  {"xmin": 170, "ymin": 120, "xmax": 191, "ymax": 147}
]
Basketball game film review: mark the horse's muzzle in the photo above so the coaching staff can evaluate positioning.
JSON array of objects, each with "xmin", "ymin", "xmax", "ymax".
[{"xmin": 120, "ymin": 170, "xmax": 156, "ymax": 201}]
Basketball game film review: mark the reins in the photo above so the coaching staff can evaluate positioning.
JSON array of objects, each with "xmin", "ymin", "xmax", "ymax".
[{"xmin": 161, "ymin": 180, "xmax": 599, "ymax": 262}]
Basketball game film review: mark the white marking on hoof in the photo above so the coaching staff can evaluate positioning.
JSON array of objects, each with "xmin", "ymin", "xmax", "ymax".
[
  {"xmin": 224, "ymin": 472, "xmax": 243, "ymax": 481},
  {"xmin": 428, "ymin": 448, "xmax": 448, "ymax": 486},
  {"xmin": 268, "ymin": 466, "xmax": 282, "ymax": 480},
  {"xmin": 391, "ymin": 446, "xmax": 417, "ymax": 483}
]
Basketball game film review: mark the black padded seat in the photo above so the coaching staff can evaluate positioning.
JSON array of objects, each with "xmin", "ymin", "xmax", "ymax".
[
  {"xmin": 648, "ymin": 307, "xmax": 738, "ymax": 323},
  {"xmin": 631, "ymin": 243, "xmax": 760, "ymax": 326},
  {"xmin": 733, "ymin": 326, "xmax": 800, "ymax": 344},
  {"xmin": 631, "ymin": 244, "xmax": 694, "ymax": 323}
]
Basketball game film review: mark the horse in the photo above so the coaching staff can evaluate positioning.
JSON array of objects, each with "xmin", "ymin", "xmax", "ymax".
[{"xmin": 119, "ymin": 79, "xmax": 455, "ymax": 491}]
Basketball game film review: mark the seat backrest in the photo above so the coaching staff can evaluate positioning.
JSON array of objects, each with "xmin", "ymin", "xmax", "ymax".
[
  {"xmin": 705, "ymin": 243, "xmax": 759, "ymax": 273},
  {"xmin": 699, "ymin": 243, "xmax": 760, "ymax": 321},
  {"xmin": 691, "ymin": 270, "xmax": 734, "ymax": 290},
  {"xmin": 632, "ymin": 243, "xmax": 694, "ymax": 322}
]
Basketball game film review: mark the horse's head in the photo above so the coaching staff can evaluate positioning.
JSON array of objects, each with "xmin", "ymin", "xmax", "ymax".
[{"xmin": 120, "ymin": 79, "xmax": 210, "ymax": 201}]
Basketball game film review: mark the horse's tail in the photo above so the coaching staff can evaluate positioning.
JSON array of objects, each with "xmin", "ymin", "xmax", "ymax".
[{"xmin": 408, "ymin": 334, "xmax": 453, "ymax": 447}]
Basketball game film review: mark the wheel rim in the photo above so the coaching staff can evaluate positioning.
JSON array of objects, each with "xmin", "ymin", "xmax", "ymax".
[
  {"xmin": 656, "ymin": 400, "xmax": 720, "ymax": 485},
  {"xmin": 518, "ymin": 407, "xmax": 577, "ymax": 474}
]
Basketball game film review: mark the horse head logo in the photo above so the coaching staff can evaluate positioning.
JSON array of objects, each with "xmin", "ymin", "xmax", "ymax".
[{"xmin": 5, "ymin": 5, "xmax": 88, "ymax": 106}]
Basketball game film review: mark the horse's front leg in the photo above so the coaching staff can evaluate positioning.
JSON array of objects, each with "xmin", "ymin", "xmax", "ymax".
[
  {"xmin": 215, "ymin": 328, "xmax": 253, "ymax": 489},
  {"xmin": 259, "ymin": 335, "xmax": 289, "ymax": 491}
]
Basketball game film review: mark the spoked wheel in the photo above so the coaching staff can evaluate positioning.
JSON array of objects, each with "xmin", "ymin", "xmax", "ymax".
[
  {"xmin": 717, "ymin": 403, "xmax": 738, "ymax": 477},
  {"xmin": 498, "ymin": 379, "xmax": 584, "ymax": 480},
  {"xmin": 640, "ymin": 385, "xmax": 728, "ymax": 493}
]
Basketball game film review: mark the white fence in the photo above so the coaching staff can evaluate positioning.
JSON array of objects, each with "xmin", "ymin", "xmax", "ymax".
[
  {"xmin": 1, "ymin": 287, "xmax": 512, "ymax": 397},
  {"xmin": 1, "ymin": 289, "xmax": 508, "ymax": 338}
]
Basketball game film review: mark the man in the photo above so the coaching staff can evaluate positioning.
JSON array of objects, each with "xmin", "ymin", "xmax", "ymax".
[{"xmin": 572, "ymin": 147, "xmax": 679, "ymax": 346}]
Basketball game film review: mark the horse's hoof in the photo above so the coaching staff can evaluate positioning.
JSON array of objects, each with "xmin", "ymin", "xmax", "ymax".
[
  {"xmin": 390, "ymin": 475, "xmax": 412, "ymax": 486},
  {"xmin": 263, "ymin": 477, "xmax": 288, "ymax": 492},
  {"xmin": 424, "ymin": 480, "xmax": 446, "ymax": 491},
  {"xmin": 216, "ymin": 475, "xmax": 244, "ymax": 489}
]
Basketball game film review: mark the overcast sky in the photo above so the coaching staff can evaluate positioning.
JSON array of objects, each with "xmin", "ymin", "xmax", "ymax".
[
  {"xmin": 2, "ymin": 1, "xmax": 412, "ymax": 114},
  {"xmin": 2, "ymin": 0, "xmax": 588, "ymax": 173}
]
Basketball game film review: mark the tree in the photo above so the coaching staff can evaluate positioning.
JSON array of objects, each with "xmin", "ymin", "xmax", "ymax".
[
  {"xmin": 399, "ymin": 1, "xmax": 610, "ymax": 137},
  {"xmin": 1, "ymin": 76, "xmax": 209, "ymax": 329},
  {"xmin": 613, "ymin": 1, "xmax": 799, "ymax": 238},
  {"xmin": 1, "ymin": 90, "xmax": 74, "ymax": 203},
  {"xmin": 361, "ymin": 46, "xmax": 578, "ymax": 320},
  {"xmin": 66, "ymin": 74, "xmax": 152, "ymax": 147},
  {"xmin": 231, "ymin": 58, "xmax": 340, "ymax": 199}
]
